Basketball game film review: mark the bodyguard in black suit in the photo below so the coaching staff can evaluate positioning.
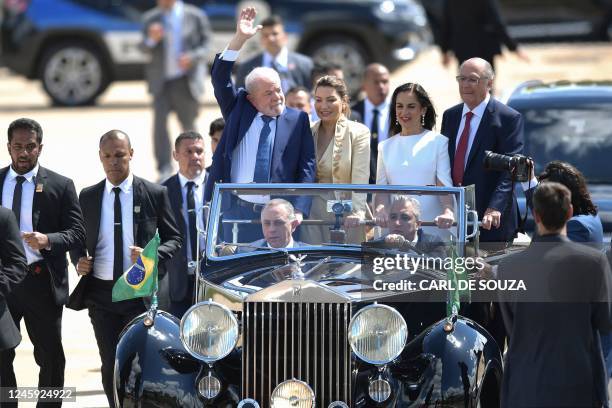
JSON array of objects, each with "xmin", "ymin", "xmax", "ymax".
[
  {"xmin": 234, "ymin": 14, "xmax": 313, "ymax": 93},
  {"xmin": 351, "ymin": 63, "xmax": 391, "ymax": 185},
  {"xmin": 161, "ymin": 131, "xmax": 208, "ymax": 318},
  {"xmin": 498, "ymin": 182, "xmax": 612, "ymax": 407},
  {"xmin": 0, "ymin": 207, "xmax": 27, "ymax": 354},
  {"xmin": 0, "ymin": 118, "xmax": 85, "ymax": 407},
  {"xmin": 69, "ymin": 130, "xmax": 181, "ymax": 407}
]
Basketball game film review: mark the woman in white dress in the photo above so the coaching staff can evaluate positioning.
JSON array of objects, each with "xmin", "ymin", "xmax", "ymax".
[{"xmin": 375, "ymin": 83, "xmax": 455, "ymax": 229}]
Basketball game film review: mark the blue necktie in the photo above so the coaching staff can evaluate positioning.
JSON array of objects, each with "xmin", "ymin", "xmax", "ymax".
[{"xmin": 253, "ymin": 115, "xmax": 274, "ymax": 183}]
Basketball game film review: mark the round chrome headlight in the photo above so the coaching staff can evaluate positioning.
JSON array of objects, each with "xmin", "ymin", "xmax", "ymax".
[
  {"xmin": 180, "ymin": 301, "xmax": 239, "ymax": 363},
  {"xmin": 348, "ymin": 304, "xmax": 408, "ymax": 365},
  {"xmin": 369, "ymin": 377, "xmax": 391, "ymax": 402},
  {"xmin": 270, "ymin": 379, "xmax": 315, "ymax": 408},
  {"xmin": 198, "ymin": 374, "xmax": 221, "ymax": 399}
]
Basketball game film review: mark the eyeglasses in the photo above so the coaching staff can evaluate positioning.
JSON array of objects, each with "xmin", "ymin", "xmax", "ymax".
[
  {"xmin": 389, "ymin": 213, "xmax": 413, "ymax": 222},
  {"xmin": 455, "ymin": 75, "xmax": 488, "ymax": 85}
]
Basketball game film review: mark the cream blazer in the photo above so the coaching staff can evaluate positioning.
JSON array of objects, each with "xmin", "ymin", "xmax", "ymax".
[{"xmin": 311, "ymin": 116, "xmax": 371, "ymax": 214}]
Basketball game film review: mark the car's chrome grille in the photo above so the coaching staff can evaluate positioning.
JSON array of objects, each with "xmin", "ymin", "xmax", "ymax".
[{"xmin": 243, "ymin": 301, "xmax": 352, "ymax": 407}]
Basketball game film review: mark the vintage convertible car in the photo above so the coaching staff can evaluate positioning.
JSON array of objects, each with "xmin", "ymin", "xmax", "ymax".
[{"xmin": 114, "ymin": 184, "xmax": 520, "ymax": 407}]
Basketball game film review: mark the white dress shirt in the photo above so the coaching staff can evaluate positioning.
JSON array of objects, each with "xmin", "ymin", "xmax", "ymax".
[
  {"xmin": 1, "ymin": 164, "xmax": 43, "ymax": 264},
  {"xmin": 454, "ymin": 93, "xmax": 491, "ymax": 169},
  {"xmin": 262, "ymin": 47, "xmax": 289, "ymax": 71},
  {"xmin": 163, "ymin": 0, "xmax": 184, "ymax": 79},
  {"xmin": 178, "ymin": 171, "xmax": 206, "ymax": 266},
  {"xmin": 364, "ymin": 97, "xmax": 391, "ymax": 142},
  {"xmin": 93, "ymin": 174, "xmax": 135, "ymax": 280}
]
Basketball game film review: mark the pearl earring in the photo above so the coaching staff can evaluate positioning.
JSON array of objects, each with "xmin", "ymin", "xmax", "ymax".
[{"xmin": 421, "ymin": 114, "xmax": 425, "ymax": 126}]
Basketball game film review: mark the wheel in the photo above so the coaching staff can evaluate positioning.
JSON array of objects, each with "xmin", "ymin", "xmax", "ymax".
[
  {"xmin": 38, "ymin": 41, "xmax": 109, "ymax": 106},
  {"xmin": 304, "ymin": 35, "xmax": 371, "ymax": 96}
]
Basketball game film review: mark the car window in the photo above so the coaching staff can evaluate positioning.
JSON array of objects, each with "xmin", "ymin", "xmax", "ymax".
[{"xmin": 522, "ymin": 105, "xmax": 612, "ymax": 183}]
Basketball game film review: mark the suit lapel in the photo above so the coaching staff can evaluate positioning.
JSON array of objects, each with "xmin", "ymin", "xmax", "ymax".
[
  {"xmin": 168, "ymin": 174, "xmax": 186, "ymax": 234},
  {"xmin": 271, "ymin": 112, "xmax": 292, "ymax": 178},
  {"xmin": 132, "ymin": 177, "xmax": 144, "ymax": 243},
  {"xmin": 331, "ymin": 118, "xmax": 347, "ymax": 184},
  {"xmin": 88, "ymin": 180, "xmax": 105, "ymax": 256},
  {"xmin": 32, "ymin": 166, "xmax": 48, "ymax": 230},
  {"xmin": 448, "ymin": 107, "xmax": 462, "ymax": 163},
  {"xmin": 0, "ymin": 167, "xmax": 8, "ymax": 204},
  {"xmin": 466, "ymin": 100, "xmax": 496, "ymax": 170}
]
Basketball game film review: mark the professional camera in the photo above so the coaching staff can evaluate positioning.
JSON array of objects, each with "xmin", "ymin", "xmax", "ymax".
[{"xmin": 483, "ymin": 151, "xmax": 532, "ymax": 182}]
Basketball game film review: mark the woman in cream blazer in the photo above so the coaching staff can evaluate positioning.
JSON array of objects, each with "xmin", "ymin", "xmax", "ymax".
[{"xmin": 301, "ymin": 75, "xmax": 371, "ymax": 244}]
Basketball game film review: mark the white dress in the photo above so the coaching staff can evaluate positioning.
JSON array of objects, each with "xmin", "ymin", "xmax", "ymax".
[{"xmin": 376, "ymin": 130, "xmax": 453, "ymax": 223}]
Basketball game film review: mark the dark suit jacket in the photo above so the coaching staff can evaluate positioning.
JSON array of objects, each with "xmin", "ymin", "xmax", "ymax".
[
  {"xmin": 140, "ymin": 3, "xmax": 211, "ymax": 101},
  {"xmin": 0, "ymin": 207, "xmax": 27, "ymax": 350},
  {"xmin": 498, "ymin": 234, "xmax": 612, "ymax": 407},
  {"xmin": 68, "ymin": 176, "xmax": 182, "ymax": 311},
  {"xmin": 161, "ymin": 173, "xmax": 207, "ymax": 302},
  {"xmin": 205, "ymin": 54, "xmax": 316, "ymax": 214},
  {"xmin": 439, "ymin": 0, "xmax": 518, "ymax": 63},
  {"xmin": 0, "ymin": 166, "xmax": 85, "ymax": 306},
  {"xmin": 441, "ymin": 98, "xmax": 524, "ymax": 243},
  {"xmin": 234, "ymin": 51, "xmax": 313, "ymax": 91}
]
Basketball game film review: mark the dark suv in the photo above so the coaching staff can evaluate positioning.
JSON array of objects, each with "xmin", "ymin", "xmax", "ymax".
[
  {"xmin": 0, "ymin": 0, "xmax": 431, "ymax": 106},
  {"xmin": 506, "ymin": 80, "xmax": 612, "ymax": 236}
]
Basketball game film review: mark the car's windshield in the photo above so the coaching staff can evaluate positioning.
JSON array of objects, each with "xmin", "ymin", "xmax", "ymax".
[
  {"xmin": 521, "ymin": 105, "xmax": 612, "ymax": 184},
  {"xmin": 206, "ymin": 184, "xmax": 469, "ymax": 260}
]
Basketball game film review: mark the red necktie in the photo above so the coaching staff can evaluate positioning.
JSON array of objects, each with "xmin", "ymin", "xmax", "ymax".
[{"xmin": 452, "ymin": 111, "xmax": 474, "ymax": 186}]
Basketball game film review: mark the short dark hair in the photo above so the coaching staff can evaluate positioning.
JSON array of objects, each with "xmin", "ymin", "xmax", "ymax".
[
  {"xmin": 260, "ymin": 14, "xmax": 283, "ymax": 28},
  {"xmin": 389, "ymin": 83, "xmax": 437, "ymax": 132},
  {"xmin": 286, "ymin": 85, "xmax": 310, "ymax": 97},
  {"xmin": 533, "ymin": 182, "xmax": 572, "ymax": 230},
  {"xmin": 538, "ymin": 161, "xmax": 597, "ymax": 216},
  {"xmin": 174, "ymin": 130, "xmax": 204, "ymax": 150},
  {"xmin": 8, "ymin": 118, "xmax": 43, "ymax": 144},
  {"xmin": 208, "ymin": 118, "xmax": 225, "ymax": 136},
  {"xmin": 311, "ymin": 62, "xmax": 343, "ymax": 85},
  {"xmin": 99, "ymin": 129, "xmax": 131, "ymax": 148}
]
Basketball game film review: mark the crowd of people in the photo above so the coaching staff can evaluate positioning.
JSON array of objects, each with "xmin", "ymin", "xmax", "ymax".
[{"xmin": 0, "ymin": 1, "xmax": 610, "ymax": 407}]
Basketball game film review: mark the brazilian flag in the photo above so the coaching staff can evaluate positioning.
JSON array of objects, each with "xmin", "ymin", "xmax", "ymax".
[{"xmin": 112, "ymin": 232, "xmax": 160, "ymax": 302}]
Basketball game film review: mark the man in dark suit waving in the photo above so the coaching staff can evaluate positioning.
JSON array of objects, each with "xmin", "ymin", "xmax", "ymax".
[
  {"xmin": 0, "ymin": 207, "xmax": 27, "ymax": 360},
  {"xmin": 205, "ymin": 7, "xmax": 316, "ymax": 242},
  {"xmin": 441, "ymin": 58, "xmax": 524, "ymax": 246},
  {"xmin": 69, "ymin": 130, "xmax": 181, "ymax": 407},
  {"xmin": 161, "ymin": 131, "xmax": 207, "ymax": 318},
  {"xmin": 234, "ymin": 14, "xmax": 313, "ymax": 93},
  {"xmin": 0, "ymin": 118, "xmax": 85, "ymax": 407}
]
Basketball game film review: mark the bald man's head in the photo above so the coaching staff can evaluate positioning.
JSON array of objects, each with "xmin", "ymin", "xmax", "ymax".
[{"xmin": 362, "ymin": 63, "xmax": 390, "ymax": 106}]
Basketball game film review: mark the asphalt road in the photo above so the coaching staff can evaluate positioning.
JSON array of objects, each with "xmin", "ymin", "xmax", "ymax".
[{"xmin": 0, "ymin": 42, "xmax": 610, "ymax": 407}]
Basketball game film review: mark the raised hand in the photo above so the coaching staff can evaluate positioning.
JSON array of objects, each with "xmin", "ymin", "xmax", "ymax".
[{"xmin": 236, "ymin": 7, "xmax": 261, "ymax": 40}]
